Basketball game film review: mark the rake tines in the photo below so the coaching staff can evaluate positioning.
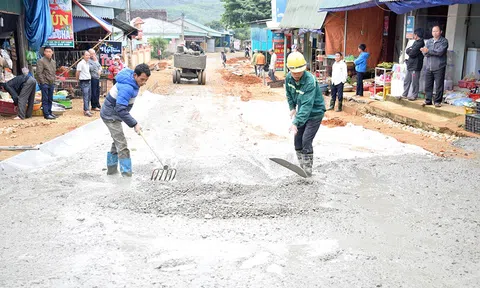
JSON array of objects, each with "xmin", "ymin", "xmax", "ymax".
[{"xmin": 151, "ymin": 166, "xmax": 177, "ymax": 181}]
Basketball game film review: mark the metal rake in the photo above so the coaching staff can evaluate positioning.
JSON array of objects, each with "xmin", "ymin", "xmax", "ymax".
[{"xmin": 139, "ymin": 131, "xmax": 177, "ymax": 181}]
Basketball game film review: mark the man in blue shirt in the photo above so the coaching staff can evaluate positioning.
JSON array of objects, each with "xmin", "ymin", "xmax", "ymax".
[
  {"xmin": 101, "ymin": 64, "xmax": 151, "ymax": 177},
  {"xmin": 353, "ymin": 44, "xmax": 370, "ymax": 97}
]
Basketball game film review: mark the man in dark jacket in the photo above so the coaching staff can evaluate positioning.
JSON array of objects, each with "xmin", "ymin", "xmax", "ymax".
[
  {"xmin": 1, "ymin": 69, "xmax": 37, "ymax": 120},
  {"xmin": 421, "ymin": 25, "xmax": 449, "ymax": 108},
  {"xmin": 101, "ymin": 64, "xmax": 150, "ymax": 177},
  {"xmin": 403, "ymin": 28, "xmax": 425, "ymax": 101}
]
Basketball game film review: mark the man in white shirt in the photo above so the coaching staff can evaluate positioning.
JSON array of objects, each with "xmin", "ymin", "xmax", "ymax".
[
  {"xmin": 76, "ymin": 50, "xmax": 92, "ymax": 117},
  {"xmin": 328, "ymin": 52, "xmax": 348, "ymax": 112},
  {"xmin": 268, "ymin": 49, "xmax": 277, "ymax": 81}
]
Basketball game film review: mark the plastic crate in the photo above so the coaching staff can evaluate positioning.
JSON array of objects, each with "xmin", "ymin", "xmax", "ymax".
[
  {"xmin": 465, "ymin": 114, "xmax": 480, "ymax": 134},
  {"xmin": 458, "ymin": 80, "xmax": 476, "ymax": 89},
  {"xmin": 0, "ymin": 100, "xmax": 17, "ymax": 115}
]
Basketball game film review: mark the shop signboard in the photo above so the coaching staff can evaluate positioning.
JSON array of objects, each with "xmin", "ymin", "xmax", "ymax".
[
  {"xmin": 406, "ymin": 16, "xmax": 415, "ymax": 39},
  {"xmin": 273, "ymin": 33, "xmax": 285, "ymax": 71},
  {"xmin": 99, "ymin": 41, "xmax": 123, "ymax": 72},
  {"xmin": 46, "ymin": 0, "xmax": 75, "ymax": 48}
]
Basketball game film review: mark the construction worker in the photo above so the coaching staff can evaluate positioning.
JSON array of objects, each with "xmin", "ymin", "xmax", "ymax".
[
  {"xmin": 251, "ymin": 49, "xmax": 259, "ymax": 76},
  {"xmin": 285, "ymin": 52, "xmax": 326, "ymax": 177},
  {"xmin": 255, "ymin": 51, "xmax": 266, "ymax": 78},
  {"xmin": 101, "ymin": 64, "xmax": 151, "ymax": 177}
]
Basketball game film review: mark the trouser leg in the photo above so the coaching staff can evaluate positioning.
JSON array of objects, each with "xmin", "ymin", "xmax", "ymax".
[
  {"xmin": 433, "ymin": 68, "xmax": 446, "ymax": 104},
  {"xmin": 410, "ymin": 71, "xmax": 420, "ymax": 100},
  {"xmin": 424, "ymin": 70, "xmax": 435, "ymax": 104},
  {"xmin": 403, "ymin": 70, "xmax": 412, "ymax": 98}
]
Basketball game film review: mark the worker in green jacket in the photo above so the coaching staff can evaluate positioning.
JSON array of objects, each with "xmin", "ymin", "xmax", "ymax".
[{"xmin": 285, "ymin": 52, "xmax": 326, "ymax": 177}]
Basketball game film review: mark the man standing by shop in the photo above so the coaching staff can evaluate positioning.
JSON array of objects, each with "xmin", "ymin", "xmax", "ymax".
[
  {"xmin": 353, "ymin": 44, "xmax": 369, "ymax": 97},
  {"xmin": 403, "ymin": 28, "xmax": 425, "ymax": 101},
  {"xmin": 285, "ymin": 52, "xmax": 326, "ymax": 177},
  {"xmin": 36, "ymin": 46, "xmax": 56, "ymax": 120},
  {"xmin": 268, "ymin": 49, "xmax": 277, "ymax": 81},
  {"xmin": 88, "ymin": 49, "xmax": 102, "ymax": 111},
  {"xmin": 328, "ymin": 52, "xmax": 348, "ymax": 112},
  {"xmin": 76, "ymin": 51, "xmax": 93, "ymax": 117},
  {"xmin": 421, "ymin": 25, "xmax": 449, "ymax": 108}
]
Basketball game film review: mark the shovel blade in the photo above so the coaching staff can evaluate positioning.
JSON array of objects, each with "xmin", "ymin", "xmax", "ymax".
[{"xmin": 269, "ymin": 158, "xmax": 308, "ymax": 178}]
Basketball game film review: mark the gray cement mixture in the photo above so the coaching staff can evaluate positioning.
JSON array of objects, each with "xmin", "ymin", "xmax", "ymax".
[{"xmin": 1, "ymin": 91, "xmax": 479, "ymax": 288}]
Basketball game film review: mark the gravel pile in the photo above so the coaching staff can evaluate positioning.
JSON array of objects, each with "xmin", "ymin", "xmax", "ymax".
[{"xmin": 363, "ymin": 113, "xmax": 460, "ymax": 142}]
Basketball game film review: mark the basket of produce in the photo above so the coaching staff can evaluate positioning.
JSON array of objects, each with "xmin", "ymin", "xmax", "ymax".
[
  {"xmin": 33, "ymin": 101, "xmax": 41, "ymax": 111},
  {"xmin": 377, "ymin": 62, "xmax": 394, "ymax": 69}
]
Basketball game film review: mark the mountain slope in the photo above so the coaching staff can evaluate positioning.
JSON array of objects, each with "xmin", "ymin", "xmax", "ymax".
[{"xmin": 96, "ymin": 0, "xmax": 224, "ymax": 24}]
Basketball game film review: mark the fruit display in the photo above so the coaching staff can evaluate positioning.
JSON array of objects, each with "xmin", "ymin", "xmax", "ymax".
[
  {"xmin": 377, "ymin": 62, "xmax": 394, "ymax": 69},
  {"xmin": 463, "ymin": 73, "xmax": 477, "ymax": 82},
  {"xmin": 344, "ymin": 55, "xmax": 355, "ymax": 62}
]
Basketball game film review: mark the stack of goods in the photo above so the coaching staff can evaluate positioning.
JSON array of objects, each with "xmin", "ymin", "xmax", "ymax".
[
  {"xmin": 445, "ymin": 90, "xmax": 472, "ymax": 106},
  {"xmin": 0, "ymin": 90, "xmax": 41, "ymax": 116},
  {"xmin": 458, "ymin": 74, "xmax": 477, "ymax": 91},
  {"xmin": 53, "ymin": 90, "xmax": 72, "ymax": 109},
  {"xmin": 391, "ymin": 64, "xmax": 407, "ymax": 97}
]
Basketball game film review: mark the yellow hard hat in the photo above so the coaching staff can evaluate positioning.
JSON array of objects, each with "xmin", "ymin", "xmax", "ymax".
[{"xmin": 287, "ymin": 52, "xmax": 307, "ymax": 73}]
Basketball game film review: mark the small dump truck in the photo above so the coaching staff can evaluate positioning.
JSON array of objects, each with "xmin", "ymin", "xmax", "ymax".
[{"xmin": 173, "ymin": 46, "xmax": 207, "ymax": 85}]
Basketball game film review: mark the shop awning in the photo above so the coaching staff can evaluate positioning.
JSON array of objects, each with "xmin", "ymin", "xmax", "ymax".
[
  {"xmin": 380, "ymin": 0, "xmax": 480, "ymax": 14},
  {"xmin": 112, "ymin": 18, "xmax": 138, "ymax": 37},
  {"xmin": 280, "ymin": 0, "xmax": 328, "ymax": 29},
  {"xmin": 318, "ymin": 0, "xmax": 374, "ymax": 12},
  {"xmin": 319, "ymin": 0, "xmax": 480, "ymax": 14},
  {"xmin": 73, "ymin": 0, "xmax": 112, "ymax": 33}
]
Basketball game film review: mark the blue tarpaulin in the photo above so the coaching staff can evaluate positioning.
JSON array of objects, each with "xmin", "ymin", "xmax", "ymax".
[
  {"xmin": 23, "ymin": 0, "xmax": 53, "ymax": 51},
  {"xmin": 385, "ymin": 0, "xmax": 480, "ymax": 14},
  {"xmin": 319, "ymin": 0, "xmax": 480, "ymax": 14},
  {"xmin": 73, "ymin": 17, "xmax": 112, "ymax": 33}
]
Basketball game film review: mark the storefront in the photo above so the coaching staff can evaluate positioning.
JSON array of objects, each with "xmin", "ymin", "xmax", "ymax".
[{"xmin": 0, "ymin": 2, "xmax": 27, "ymax": 78}]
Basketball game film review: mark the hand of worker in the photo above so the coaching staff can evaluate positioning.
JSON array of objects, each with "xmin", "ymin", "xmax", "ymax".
[
  {"xmin": 289, "ymin": 124, "xmax": 298, "ymax": 135},
  {"xmin": 134, "ymin": 124, "xmax": 142, "ymax": 135},
  {"xmin": 289, "ymin": 109, "xmax": 296, "ymax": 119}
]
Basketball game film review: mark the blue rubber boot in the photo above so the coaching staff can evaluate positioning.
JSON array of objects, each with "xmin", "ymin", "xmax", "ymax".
[
  {"xmin": 107, "ymin": 152, "xmax": 118, "ymax": 175},
  {"xmin": 119, "ymin": 158, "xmax": 133, "ymax": 177}
]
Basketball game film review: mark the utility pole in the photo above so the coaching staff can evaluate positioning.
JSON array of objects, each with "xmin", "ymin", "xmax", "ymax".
[
  {"xmin": 126, "ymin": 0, "xmax": 133, "ymax": 68},
  {"xmin": 180, "ymin": 12, "xmax": 185, "ymax": 44}
]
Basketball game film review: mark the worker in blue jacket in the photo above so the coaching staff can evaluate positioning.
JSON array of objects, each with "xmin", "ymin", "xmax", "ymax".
[
  {"xmin": 353, "ymin": 44, "xmax": 370, "ymax": 97},
  {"xmin": 100, "ymin": 64, "xmax": 150, "ymax": 177}
]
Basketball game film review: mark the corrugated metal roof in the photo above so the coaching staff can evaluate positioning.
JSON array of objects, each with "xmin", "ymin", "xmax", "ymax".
[
  {"xmin": 280, "ymin": 0, "xmax": 328, "ymax": 29},
  {"xmin": 73, "ymin": 3, "xmax": 115, "ymax": 19},
  {"xmin": 318, "ymin": 0, "xmax": 369, "ymax": 10},
  {"xmin": 171, "ymin": 18, "xmax": 224, "ymax": 37},
  {"xmin": 142, "ymin": 18, "xmax": 207, "ymax": 38}
]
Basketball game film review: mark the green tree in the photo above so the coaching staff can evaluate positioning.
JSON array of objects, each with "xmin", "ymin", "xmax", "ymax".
[
  {"xmin": 205, "ymin": 20, "xmax": 225, "ymax": 32},
  {"xmin": 148, "ymin": 37, "xmax": 168, "ymax": 59},
  {"xmin": 221, "ymin": 0, "xmax": 271, "ymax": 28},
  {"xmin": 233, "ymin": 27, "xmax": 250, "ymax": 41}
]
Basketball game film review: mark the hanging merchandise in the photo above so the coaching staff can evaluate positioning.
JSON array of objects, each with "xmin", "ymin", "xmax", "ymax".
[{"xmin": 23, "ymin": 0, "xmax": 54, "ymax": 51}]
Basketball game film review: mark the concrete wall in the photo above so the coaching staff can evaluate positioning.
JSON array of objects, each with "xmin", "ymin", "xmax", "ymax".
[
  {"xmin": 445, "ymin": 4, "xmax": 470, "ymax": 83},
  {"xmin": 466, "ymin": 4, "xmax": 480, "ymax": 48}
]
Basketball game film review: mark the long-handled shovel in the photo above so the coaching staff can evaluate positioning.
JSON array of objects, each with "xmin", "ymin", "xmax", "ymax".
[{"xmin": 139, "ymin": 131, "xmax": 177, "ymax": 181}]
